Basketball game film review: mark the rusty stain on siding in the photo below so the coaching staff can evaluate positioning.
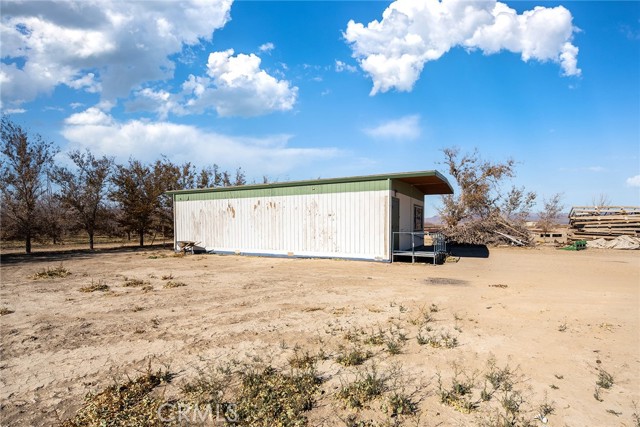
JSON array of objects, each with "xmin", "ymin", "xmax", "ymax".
[{"xmin": 174, "ymin": 191, "xmax": 390, "ymax": 260}]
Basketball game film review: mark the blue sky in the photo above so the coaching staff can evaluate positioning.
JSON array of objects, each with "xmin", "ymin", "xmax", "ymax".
[{"xmin": 1, "ymin": 0, "xmax": 638, "ymax": 216}]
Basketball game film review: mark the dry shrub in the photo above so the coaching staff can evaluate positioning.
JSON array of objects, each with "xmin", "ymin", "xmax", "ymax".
[
  {"xmin": 417, "ymin": 330, "xmax": 458, "ymax": 349},
  {"xmin": 235, "ymin": 365, "xmax": 322, "ymax": 426},
  {"xmin": 289, "ymin": 349, "xmax": 318, "ymax": 370},
  {"xmin": 336, "ymin": 366, "xmax": 388, "ymax": 409},
  {"xmin": 79, "ymin": 280, "xmax": 109, "ymax": 293},
  {"xmin": 31, "ymin": 264, "xmax": 71, "ymax": 279},
  {"xmin": 60, "ymin": 368, "xmax": 172, "ymax": 427},
  {"xmin": 122, "ymin": 278, "xmax": 149, "ymax": 288},
  {"xmin": 336, "ymin": 345, "xmax": 373, "ymax": 367},
  {"xmin": 163, "ymin": 281, "xmax": 186, "ymax": 289}
]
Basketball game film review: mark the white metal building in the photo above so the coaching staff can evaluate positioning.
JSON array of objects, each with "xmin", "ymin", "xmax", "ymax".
[{"xmin": 169, "ymin": 171, "xmax": 453, "ymax": 262}]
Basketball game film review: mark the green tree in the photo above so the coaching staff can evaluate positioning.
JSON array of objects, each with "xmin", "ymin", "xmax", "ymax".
[
  {"xmin": 0, "ymin": 116, "xmax": 57, "ymax": 253},
  {"xmin": 51, "ymin": 149, "xmax": 114, "ymax": 250}
]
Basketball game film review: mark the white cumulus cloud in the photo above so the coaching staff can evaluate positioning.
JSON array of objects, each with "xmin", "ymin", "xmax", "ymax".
[
  {"xmin": 344, "ymin": 0, "xmax": 581, "ymax": 95},
  {"xmin": 181, "ymin": 49, "xmax": 298, "ymax": 117},
  {"xmin": 125, "ymin": 49, "xmax": 298, "ymax": 118},
  {"xmin": 364, "ymin": 114, "xmax": 421, "ymax": 140},
  {"xmin": 626, "ymin": 175, "xmax": 640, "ymax": 188},
  {"xmin": 62, "ymin": 108, "xmax": 338, "ymax": 175},
  {"xmin": 0, "ymin": 0, "xmax": 232, "ymax": 106}
]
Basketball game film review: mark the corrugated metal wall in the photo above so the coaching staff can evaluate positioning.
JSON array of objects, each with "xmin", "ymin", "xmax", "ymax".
[{"xmin": 174, "ymin": 190, "xmax": 390, "ymax": 260}]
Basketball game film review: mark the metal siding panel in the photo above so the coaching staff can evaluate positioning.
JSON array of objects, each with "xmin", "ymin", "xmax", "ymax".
[{"xmin": 173, "ymin": 190, "xmax": 388, "ymax": 259}]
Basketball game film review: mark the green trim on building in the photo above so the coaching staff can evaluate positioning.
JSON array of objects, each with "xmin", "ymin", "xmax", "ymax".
[
  {"xmin": 173, "ymin": 179, "xmax": 390, "ymax": 201},
  {"xmin": 168, "ymin": 170, "xmax": 451, "ymax": 193},
  {"xmin": 391, "ymin": 179, "xmax": 424, "ymax": 201}
]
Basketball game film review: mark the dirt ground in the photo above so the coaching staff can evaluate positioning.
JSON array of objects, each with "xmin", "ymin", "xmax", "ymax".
[{"xmin": 1, "ymin": 246, "xmax": 638, "ymax": 426}]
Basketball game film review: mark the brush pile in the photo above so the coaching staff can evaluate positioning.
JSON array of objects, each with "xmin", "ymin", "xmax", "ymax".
[
  {"xmin": 442, "ymin": 215, "xmax": 534, "ymax": 246},
  {"xmin": 568, "ymin": 206, "xmax": 640, "ymax": 241}
]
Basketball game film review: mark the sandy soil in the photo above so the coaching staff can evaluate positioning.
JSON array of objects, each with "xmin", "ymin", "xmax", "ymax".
[{"xmin": 1, "ymin": 246, "xmax": 638, "ymax": 426}]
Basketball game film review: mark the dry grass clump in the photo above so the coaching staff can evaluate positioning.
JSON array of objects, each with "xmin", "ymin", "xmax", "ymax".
[
  {"xmin": 417, "ymin": 330, "xmax": 459, "ymax": 349},
  {"xmin": 594, "ymin": 368, "xmax": 614, "ymax": 402},
  {"xmin": 163, "ymin": 281, "xmax": 186, "ymax": 289},
  {"xmin": 31, "ymin": 264, "xmax": 70, "ymax": 279},
  {"xmin": 289, "ymin": 349, "xmax": 318, "ymax": 370},
  {"xmin": 363, "ymin": 326, "xmax": 386, "ymax": 346},
  {"xmin": 235, "ymin": 364, "xmax": 322, "ymax": 427},
  {"xmin": 436, "ymin": 358, "xmax": 554, "ymax": 426},
  {"xmin": 336, "ymin": 345, "xmax": 373, "ymax": 367},
  {"xmin": 180, "ymin": 366, "xmax": 233, "ymax": 408},
  {"xmin": 596, "ymin": 369, "xmax": 614, "ymax": 389},
  {"xmin": 438, "ymin": 370, "xmax": 479, "ymax": 414},
  {"xmin": 0, "ymin": 307, "xmax": 15, "ymax": 316},
  {"xmin": 122, "ymin": 278, "xmax": 150, "ymax": 288},
  {"xmin": 60, "ymin": 368, "xmax": 172, "ymax": 427},
  {"xmin": 385, "ymin": 391, "xmax": 419, "ymax": 417},
  {"xmin": 336, "ymin": 366, "xmax": 388, "ymax": 409},
  {"xmin": 79, "ymin": 280, "xmax": 109, "ymax": 293}
]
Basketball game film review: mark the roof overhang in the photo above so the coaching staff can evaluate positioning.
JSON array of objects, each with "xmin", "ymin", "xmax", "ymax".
[
  {"xmin": 391, "ymin": 171, "xmax": 454, "ymax": 195},
  {"xmin": 167, "ymin": 170, "xmax": 453, "ymax": 196}
]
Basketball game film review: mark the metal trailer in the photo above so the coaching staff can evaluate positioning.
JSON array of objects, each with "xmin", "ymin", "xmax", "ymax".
[{"xmin": 168, "ymin": 171, "xmax": 453, "ymax": 262}]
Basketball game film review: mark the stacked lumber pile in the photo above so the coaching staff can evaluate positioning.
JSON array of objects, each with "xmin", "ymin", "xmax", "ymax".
[{"xmin": 568, "ymin": 206, "xmax": 640, "ymax": 241}]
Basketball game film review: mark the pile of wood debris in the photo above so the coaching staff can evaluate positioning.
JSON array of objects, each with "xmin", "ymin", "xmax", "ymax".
[
  {"xmin": 442, "ymin": 215, "xmax": 534, "ymax": 246},
  {"xmin": 568, "ymin": 206, "xmax": 640, "ymax": 241}
]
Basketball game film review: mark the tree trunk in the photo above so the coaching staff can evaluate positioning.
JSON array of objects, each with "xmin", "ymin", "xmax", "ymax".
[
  {"xmin": 139, "ymin": 229, "xmax": 144, "ymax": 247},
  {"xmin": 25, "ymin": 233, "xmax": 32, "ymax": 254},
  {"xmin": 89, "ymin": 231, "xmax": 94, "ymax": 250}
]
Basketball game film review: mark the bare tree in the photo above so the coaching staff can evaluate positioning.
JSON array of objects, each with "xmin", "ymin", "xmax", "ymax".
[
  {"xmin": 0, "ymin": 116, "xmax": 57, "ymax": 253},
  {"xmin": 154, "ymin": 158, "xmax": 197, "ymax": 239},
  {"xmin": 196, "ymin": 164, "xmax": 248, "ymax": 188},
  {"xmin": 439, "ymin": 147, "xmax": 517, "ymax": 225},
  {"xmin": 51, "ymin": 149, "xmax": 114, "ymax": 250},
  {"xmin": 110, "ymin": 158, "xmax": 200, "ymax": 246},
  {"xmin": 501, "ymin": 186, "xmax": 537, "ymax": 222},
  {"xmin": 234, "ymin": 167, "xmax": 246, "ymax": 186},
  {"xmin": 591, "ymin": 193, "xmax": 611, "ymax": 208},
  {"xmin": 438, "ymin": 147, "xmax": 536, "ymax": 245},
  {"xmin": 537, "ymin": 193, "xmax": 564, "ymax": 233},
  {"xmin": 38, "ymin": 187, "xmax": 70, "ymax": 245},
  {"xmin": 221, "ymin": 170, "xmax": 232, "ymax": 187},
  {"xmin": 197, "ymin": 164, "xmax": 222, "ymax": 188},
  {"xmin": 110, "ymin": 159, "xmax": 166, "ymax": 247}
]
